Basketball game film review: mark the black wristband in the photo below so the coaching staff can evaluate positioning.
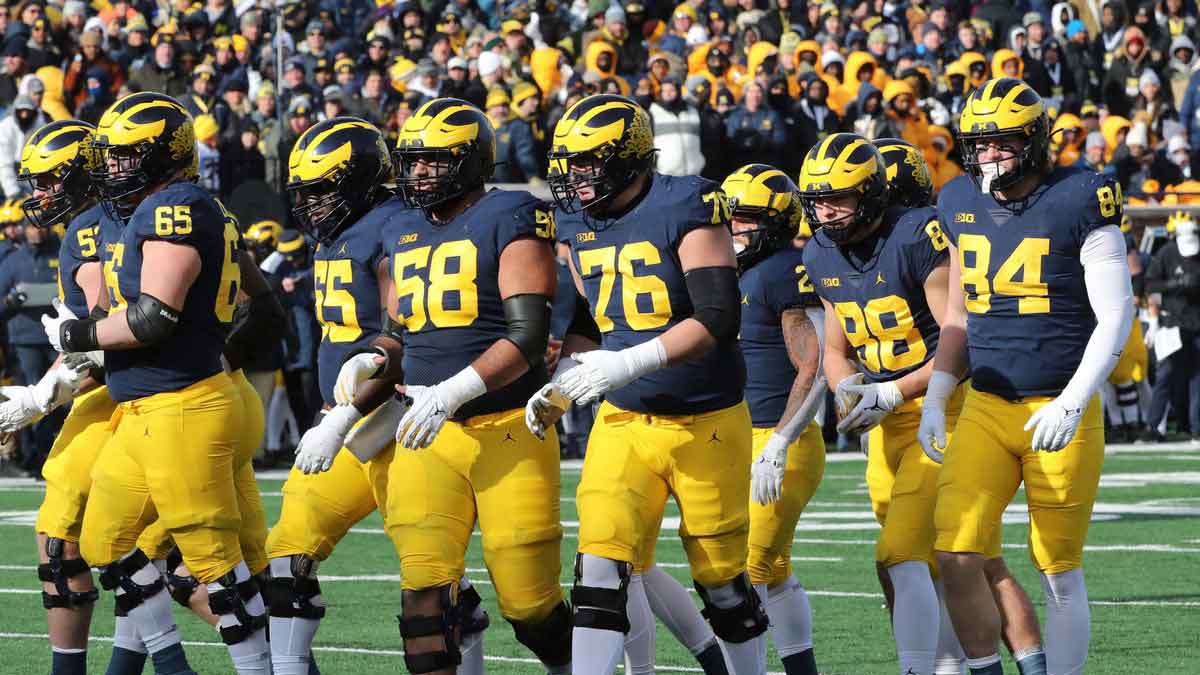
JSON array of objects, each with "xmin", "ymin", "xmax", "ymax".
[{"xmin": 60, "ymin": 318, "xmax": 100, "ymax": 353}]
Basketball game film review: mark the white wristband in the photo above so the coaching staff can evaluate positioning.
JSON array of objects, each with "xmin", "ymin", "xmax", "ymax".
[
  {"xmin": 439, "ymin": 366, "xmax": 488, "ymax": 411},
  {"xmin": 622, "ymin": 337, "xmax": 668, "ymax": 380},
  {"xmin": 325, "ymin": 404, "xmax": 363, "ymax": 436}
]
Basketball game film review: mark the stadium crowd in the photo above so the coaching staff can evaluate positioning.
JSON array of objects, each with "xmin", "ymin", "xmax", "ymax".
[{"xmin": 2, "ymin": 0, "xmax": 1200, "ymax": 477}]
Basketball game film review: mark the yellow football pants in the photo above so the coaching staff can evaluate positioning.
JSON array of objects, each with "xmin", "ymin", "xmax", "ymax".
[
  {"xmin": 578, "ymin": 401, "xmax": 752, "ymax": 588},
  {"xmin": 747, "ymin": 423, "xmax": 826, "ymax": 588},
  {"xmin": 80, "ymin": 372, "xmax": 244, "ymax": 583},
  {"xmin": 36, "ymin": 385, "xmax": 118, "ymax": 542},
  {"xmin": 866, "ymin": 385, "xmax": 1000, "ymax": 569},
  {"xmin": 265, "ymin": 414, "xmax": 393, "ymax": 562},
  {"xmin": 386, "ymin": 408, "xmax": 563, "ymax": 622},
  {"xmin": 934, "ymin": 386, "xmax": 1104, "ymax": 574},
  {"xmin": 1109, "ymin": 318, "xmax": 1147, "ymax": 383},
  {"xmin": 137, "ymin": 370, "xmax": 270, "ymax": 575}
]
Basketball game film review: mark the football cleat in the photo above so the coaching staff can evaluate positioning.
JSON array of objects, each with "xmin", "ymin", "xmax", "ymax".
[
  {"xmin": 796, "ymin": 133, "xmax": 888, "ymax": 246},
  {"xmin": 721, "ymin": 163, "xmax": 805, "ymax": 271},
  {"xmin": 547, "ymin": 94, "xmax": 655, "ymax": 215},
  {"xmin": 287, "ymin": 116, "xmax": 394, "ymax": 243},
  {"xmin": 18, "ymin": 120, "xmax": 98, "ymax": 229},
  {"xmin": 394, "ymin": 98, "xmax": 495, "ymax": 214}
]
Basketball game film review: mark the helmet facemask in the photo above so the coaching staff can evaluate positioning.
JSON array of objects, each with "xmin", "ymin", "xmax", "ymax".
[
  {"xmin": 91, "ymin": 142, "xmax": 153, "ymax": 224},
  {"xmin": 288, "ymin": 164, "xmax": 358, "ymax": 244},
  {"xmin": 800, "ymin": 183, "xmax": 885, "ymax": 246},
  {"xmin": 547, "ymin": 145, "xmax": 648, "ymax": 217},
  {"xmin": 22, "ymin": 165, "xmax": 91, "ymax": 229},
  {"xmin": 730, "ymin": 202, "xmax": 788, "ymax": 271},
  {"xmin": 959, "ymin": 117, "xmax": 1049, "ymax": 194},
  {"xmin": 394, "ymin": 142, "xmax": 485, "ymax": 215}
]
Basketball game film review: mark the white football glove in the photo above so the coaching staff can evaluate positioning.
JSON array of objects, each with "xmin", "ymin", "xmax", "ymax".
[
  {"xmin": 836, "ymin": 379, "xmax": 903, "ymax": 435},
  {"xmin": 395, "ymin": 367, "xmax": 486, "ymax": 449},
  {"xmin": 834, "ymin": 373, "xmax": 864, "ymax": 419},
  {"xmin": 1024, "ymin": 397, "xmax": 1085, "ymax": 452},
  {"xmin": 750, "ymin": 432, "xmax": 790, "ymax": 505},
  {"xmin": 524, "ymin": 383, "xmax": 571, "ymax": 440},
  {"xmin": 0, "ymin": 385, "xmax": 43, "ymax": 432},
  {"xmin": 40, "ymin": 298, "xmax": 80, "ymax": 353},
  {"xmin": 334, "ymin": 351, "xmax": 384, "ymax": 405},
  {"xmin": 918, "ymin": 405, "xmax": 948, "ymax": 463},
  {"xmin": 558, "ymin": 339, "xmax": 666, "ymax": 406},
  {"xmin": 30, "ymin": 364, "xmax": 84, "ymax": 414},
  {"xmin": 293, "ymin": 405, "xmax": 361, "ymax": 474},
  {"xmin": 918, "ymin": 370, "xmax": 958, "ymax": 464}
]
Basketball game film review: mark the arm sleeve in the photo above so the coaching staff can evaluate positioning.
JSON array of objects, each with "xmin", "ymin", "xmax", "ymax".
[{"xmin": 1059, "ymin": 225, "xmax": 1134, "ymax": 407}]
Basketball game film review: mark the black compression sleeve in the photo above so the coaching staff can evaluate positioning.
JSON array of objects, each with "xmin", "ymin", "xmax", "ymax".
[
  {"xmin": 684, "ymin": 266, "xmax": 741, "ymax": 342},
  {"xmin": 503, "ymin": 293, "xmax": 553, "ymax": 366}
]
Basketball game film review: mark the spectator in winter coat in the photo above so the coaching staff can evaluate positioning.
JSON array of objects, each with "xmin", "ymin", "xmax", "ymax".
[
  {"xmin": 650, "ymin": 76, "xmax": 704, "ymax": 177},
  {"xmin": 725, "ymin": 81, "xmax": 785, "ymax": 169},
  {"xmin": 62, "ymin": 30, "xmax": 124, "ymax": 111},
  {"xmin": 1105, "ymin": 26, "xmax": 1158, "ymax": 119},
  {"xmin": 0, "ymin": 96, "xmax": 44, "ymax": 198},
  {"xmin": 75, "ymin": 66, "xmax": 115, "ymax": 125}
]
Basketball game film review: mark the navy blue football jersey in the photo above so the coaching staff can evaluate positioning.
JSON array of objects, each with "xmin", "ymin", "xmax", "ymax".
[
  {"xmin": 556, "ymin": 172, "xmax": 746, "ymax": 415},
  {"xmin": 313, "ymin": 196, "xmax": 402, "ymax": 406},
  {"xmin": 803, "ymin": 205, "xmax": 948, "ymax": 384},
  {"xmin": 937, "ymin": 167, "xmax": 1121, "ymax": 400},
  {"xmin": 58, "ymin": 204, "xmax": 105, "ymax": 317},
  {"xmin": 740, "ymin": 246, "xmax": 820, "ymax": 428},
  {"xmin": 386, "ymin": 189, "xmax": 554, "ymax": 420},
  {"xmin": 103, "ymin": 181, "xmax": 242, "ymax": 402}
]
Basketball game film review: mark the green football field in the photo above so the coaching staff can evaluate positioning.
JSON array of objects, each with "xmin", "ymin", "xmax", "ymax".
[{"xmin": 0, "ymin": 442, "xmax": 1196, "ymax": 674}]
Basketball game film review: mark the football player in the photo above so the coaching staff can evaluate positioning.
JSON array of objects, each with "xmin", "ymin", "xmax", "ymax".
[
  {"xmin": 269, "ymin": 116, "xmax": 486, "ymax": 675},
  {"xmin": 337, "ymin": 98, "xmax": 572, "ymax": 675},
  {"xmin": 39, "ymin": 92, "xmax": 269, "ymax": 675},
  {"xmin": 800, "ymin": 133, "xmax": 957, "ymax": 675},
  {"xmin": 0, "ymin": 120, "xmax": 114, "ymax": 675},
  {"xmin": 801, "ymin": 133, "xmax": 1046, "ymax": 672},
  {"xmin": 920, "ymin": 78, "xmax": 1133, "ymax": 675},
  {"xmin": 526, "ymin": 94, "xmax": 766, "ymax": 675},
  {"xmin": 726, "ymin": 164, "xmax": 827, "ymax": 675},
  {"xmin": 124, "ymin": 201, "xmax": 288, "ymax": 671}
]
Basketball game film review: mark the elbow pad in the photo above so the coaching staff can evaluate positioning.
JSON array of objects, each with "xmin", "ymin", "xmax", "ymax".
[
  {"xmin": 684, "ymin": 266, "xmax": 741, "ymax": 342},
  {"xmin": 567, "ymin": 292, "xmax": 601, "ymax": 343},
  {"xmin": 503, "ymin": 293, "xmax": 552, "ymax": 367},
  {"xmin": 126, "ymin": 292, "xmax": 181, "ymax": 345}
]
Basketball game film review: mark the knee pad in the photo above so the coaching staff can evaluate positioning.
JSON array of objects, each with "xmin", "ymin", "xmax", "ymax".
[
  {"xmin": 509, "ymin": 600, "xmax": 572, "ymax": 667},
  {"xmin": 97, "ymin": 549, "xmax": 165, "ymax": 617},
  {"xmin": 38, "ymin": 537, "xmax": 98, "ymax": 610},
  {"xmin": 398, "ymin": 585, "xmax": 461, "ymax": 674},
  {"xmin": 694, "ymin": 573, "xmax": 769, "ymax": 644},
  {"xmin": 208, "ymin": 571, "xmax": 268, "ymax": 645},
  {"xmin": 264, "ymin": 555, "xmax": 326, "ymax": 620},
  {"xmin": 570, "ymin": 553, "xmax": 632, "ymax": 633},
  {"xmin": 458, "ymin": 583, "xmax": 490, "ymax": 636},
  {"xmin": 163, "ymin": 547, "xmax": 199, "ymax": 608}
]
